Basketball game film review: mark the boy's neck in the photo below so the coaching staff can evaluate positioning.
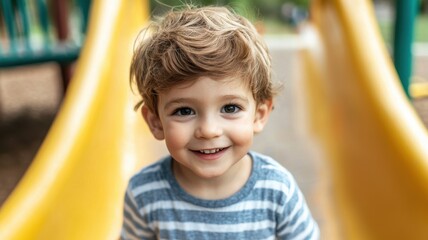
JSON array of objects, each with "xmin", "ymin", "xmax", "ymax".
[{"xmin": 172, "ymin": 154, "xmax": 252, "ymax": 200}]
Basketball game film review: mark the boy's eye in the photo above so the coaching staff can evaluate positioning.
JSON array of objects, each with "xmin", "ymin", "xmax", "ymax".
[
  {"xmin": 173, "ymin": 107, "xmax": 195, "ymax": 116},
  {"xmin": 221, "ymin": 104, "xmax": 241, "ymax": 113}
]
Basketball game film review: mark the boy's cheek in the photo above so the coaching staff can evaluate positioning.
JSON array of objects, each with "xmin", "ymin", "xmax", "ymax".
[
  {"xmin": 163, "ymin": 124, "xmax": 189, "ymax": 145},
  {"xmin": 228, "ymin": 124, "xmax": 255, "ymax": 145}
]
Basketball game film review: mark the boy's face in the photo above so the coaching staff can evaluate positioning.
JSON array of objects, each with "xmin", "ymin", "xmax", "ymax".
[{"xmin": 142, "ymin": 76, "xmax": 272, "ymax": 180}]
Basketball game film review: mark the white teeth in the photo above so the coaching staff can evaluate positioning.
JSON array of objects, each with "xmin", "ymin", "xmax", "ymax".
[{"xmin": 199, "ymin": 148, "xmax": 222, "ymax": 154}]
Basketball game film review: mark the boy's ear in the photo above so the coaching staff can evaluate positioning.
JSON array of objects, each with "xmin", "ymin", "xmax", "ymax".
[
  {"xmin": 253, "ymin": 99, "xmax": 273, "ymax": 133},
  {"xmin": 141, "ymin": 105, "xmax": 165, "ymax": 140}
]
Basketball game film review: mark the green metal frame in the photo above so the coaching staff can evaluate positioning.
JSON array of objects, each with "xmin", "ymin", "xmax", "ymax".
[
  {"xmin": 0, "ymin": 0, "xmax": 91, "ymax": 91},
  {"xmin": 393, "ymin": 0, "xmax": 419, "ymax": 98},
  {"xmin": 0, "ymin": 1, "xmax": 91, "ymax": 65}
]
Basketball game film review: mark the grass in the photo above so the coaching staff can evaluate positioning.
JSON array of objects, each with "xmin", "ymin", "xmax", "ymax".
[
  {"xmin": 262, "ymin": 18, "xmax": 296, "ymax": 35},
  {"xmin": 415, "ymin": 15, "xmax": 428, "ymax": 42},
  {"xmin": 377, "ymin": 14, "xmax": 428, "ymax": 44}
]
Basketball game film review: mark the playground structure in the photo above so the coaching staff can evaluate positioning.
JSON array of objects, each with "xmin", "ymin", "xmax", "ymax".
[
  {"xmin": 0, "ymin": 0, "xmax": 91, "ymax": 92},
  {"xmin": 300, "ymin": 0, "xmax": 428, "ymax": 239},
  {"xmin": 0, "ymin": 0, "xmax": 427, "ymax": 239},
  {"xmin": 0, "ymin": 0, "xmax": 151, "ymax": 239}
]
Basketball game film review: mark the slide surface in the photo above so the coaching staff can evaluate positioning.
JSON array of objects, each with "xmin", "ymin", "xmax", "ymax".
[
  {"xmin": 0, "ymin": 0, "xmax": 151, "ymax": 239},
  {"xmin": 1, "ymin": 0, "xmax": 428, "ymax": 239},
  {"xmin": 299, "ymin": 0, "xmax": 428, "ymax": 239}
]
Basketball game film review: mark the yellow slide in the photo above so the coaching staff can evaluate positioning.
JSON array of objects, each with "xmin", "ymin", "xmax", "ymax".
[
  {"xmin": 300, "ymin": 0, "xmax": 428, "ymax": 239},
  {"xmin": 1, "ymin": 0, "xmax": 428, "ymax": 239},
  {"xmin": 0, "ymin": 0, "xmax": 153, "ymax": 239}
]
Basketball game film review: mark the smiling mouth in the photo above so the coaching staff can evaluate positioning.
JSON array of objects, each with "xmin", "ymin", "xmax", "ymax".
[{"xmin": 195, "ymin": 148, "xmax": 226, "ymax": 154}]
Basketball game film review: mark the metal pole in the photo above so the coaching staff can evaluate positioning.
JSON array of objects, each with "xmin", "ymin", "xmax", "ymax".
[{"xmin": 393, "ymin": 0, "xmax": 419, "ymax": 98}]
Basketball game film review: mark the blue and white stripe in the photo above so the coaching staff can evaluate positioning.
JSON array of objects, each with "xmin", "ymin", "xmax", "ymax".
[{"xmin": 122, "ymin": 151, "xmax": 319, "ymax": 239}]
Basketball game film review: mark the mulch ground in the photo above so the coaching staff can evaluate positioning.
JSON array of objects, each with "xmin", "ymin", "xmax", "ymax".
[{"xmin": 0, "ymin": 112, "xmax": 56, "ymax": 205}]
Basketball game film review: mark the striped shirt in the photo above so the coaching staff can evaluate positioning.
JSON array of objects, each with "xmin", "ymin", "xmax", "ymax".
[{"xmin": 122, "ymin": 151, "xmax": 319, "ymax": 240}]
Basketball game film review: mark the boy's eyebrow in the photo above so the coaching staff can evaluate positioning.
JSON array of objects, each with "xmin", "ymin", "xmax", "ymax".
[
  {"xmin": 221, "ymin": 94, "xmax": 249, "ymax": 103},
  {"xmin": 163, "ymin": 95, "xmax": 249, "ymax": 109},
  {"xmin": 163, "ymin": 98, "xmax": 191, "ymax": 110}
]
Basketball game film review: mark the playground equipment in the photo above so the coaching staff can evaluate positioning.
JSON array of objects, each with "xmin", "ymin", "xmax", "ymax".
[
  {"xmin": 393, "ymin": 0, "xmax": 419, "ymax": 97},
  {"xmin": 0, "ymin": 0, "xmax": 151, "ymax": 239},
  {"xmin": 0, "ymin": 0, "xmax": 91, "ymax": 92},
  {"xmin": 0, "ymin": 0, "xmax": 427, "ymax": 239},
  {"xmin": 300, "ymin": 0, "xmax": 428, "ymax": 239}
]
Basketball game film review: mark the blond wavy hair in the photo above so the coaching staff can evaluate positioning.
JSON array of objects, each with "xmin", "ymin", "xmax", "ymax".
[{"xmin": 130, "ymin": 5, "xmax": 281, "ymax": 114}]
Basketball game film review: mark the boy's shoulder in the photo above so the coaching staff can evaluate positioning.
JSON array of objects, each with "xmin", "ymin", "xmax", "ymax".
[
  {"xmin": 251, "ymin": 151, "xmax": 292, "ymax": 174},
  {"xmin": 128, "ymin": 155, "xmax": 170, "ymax": 189},
  {"xmin": 250, "ymin": 151, "xmax": 303, "ymax": 205},
  {"xmin": 250, "ymin": 151, "xmax": 297, "ymax": 186}
]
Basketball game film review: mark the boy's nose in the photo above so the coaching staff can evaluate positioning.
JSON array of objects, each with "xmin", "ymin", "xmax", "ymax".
[{"xmin": 195, "ymin": 117, "xmax": 222, "ymax": 139}]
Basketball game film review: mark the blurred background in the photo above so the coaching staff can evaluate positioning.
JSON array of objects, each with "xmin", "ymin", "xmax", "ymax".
[{"xmin": 0, "ymin": 0, "xmax": 427, "ymax": 238}]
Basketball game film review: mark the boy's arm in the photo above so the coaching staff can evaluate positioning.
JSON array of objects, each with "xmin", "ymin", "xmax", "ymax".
[
  {"xmin": 276, "ymin": 178, "xmax": 320, "ymax": 240},
  {"xmin": 121, "ymin": 184, "xmax": 155, "ymax": 240}
]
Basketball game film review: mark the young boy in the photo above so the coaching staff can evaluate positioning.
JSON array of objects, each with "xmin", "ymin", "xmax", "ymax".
[{"xmin": 122, "ymin": 5, "xmax": 319, "ymax": 240}]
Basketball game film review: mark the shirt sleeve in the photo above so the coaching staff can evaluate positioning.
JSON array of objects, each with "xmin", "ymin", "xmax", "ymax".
[
  {"xmin": 121, "ymin": 183, "xmax": 155, "ymax": 240},
  {"xmin": 276, "ymin": 177, "xmax": 320, "ymax": 240}
]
